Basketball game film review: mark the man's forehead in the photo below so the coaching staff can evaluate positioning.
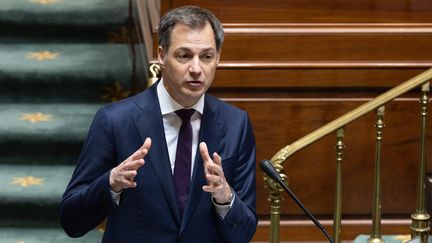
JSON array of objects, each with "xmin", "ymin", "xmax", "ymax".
[{"xmin": 169, "ymin": 22, "xmax": 217, "ymax": 49}]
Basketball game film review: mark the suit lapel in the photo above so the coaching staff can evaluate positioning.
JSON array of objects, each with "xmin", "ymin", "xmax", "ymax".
[
  {"xmin": 131, "ymin": 85, "xmax": 181, "ymax": 224},
  {"xmin": 181, "ymin": 95, "xmax": 224, "ymax": 232}
]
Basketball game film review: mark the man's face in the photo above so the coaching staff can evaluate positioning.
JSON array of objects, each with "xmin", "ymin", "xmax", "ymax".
[{"xmin": 158, "ymin": 22, "xmax": 220, "ymax": 107}]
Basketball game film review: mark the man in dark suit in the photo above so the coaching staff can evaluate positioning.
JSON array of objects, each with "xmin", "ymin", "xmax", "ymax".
[{"xmin": 59, "ymin": 5, "xmax": 257, "ymax": 243}]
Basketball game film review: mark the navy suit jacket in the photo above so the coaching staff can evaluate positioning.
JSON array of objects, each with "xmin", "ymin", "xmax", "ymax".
[{"xmin": 59, "ymin": 83, "xmax": 257, "ymax": 243}]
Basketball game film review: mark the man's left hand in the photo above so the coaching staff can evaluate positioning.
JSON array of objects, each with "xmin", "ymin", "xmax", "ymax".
[{"xmin": 200, "ymin": 142, "xmax": 232, "ymax": 204}]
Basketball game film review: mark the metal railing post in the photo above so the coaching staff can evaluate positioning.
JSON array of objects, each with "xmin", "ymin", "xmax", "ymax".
[
  {"xmin": 411, "ymin": 82, "xmax": 431, "ymax": 242},
  {"xmin": 333, "ymin": 128, "xmax": 345, "ymax": 243},
  {"xmin": 368, "ymin": 106, "xmax": 385, "ymax": 243}
]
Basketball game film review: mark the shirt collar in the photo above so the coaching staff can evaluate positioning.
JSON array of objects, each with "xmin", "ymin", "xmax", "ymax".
[{"xmin": 157, "ymin": 79, "xmax": 205, "ymax": 116}]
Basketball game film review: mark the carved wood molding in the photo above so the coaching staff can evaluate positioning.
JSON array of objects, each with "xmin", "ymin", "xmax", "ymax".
[
  {"xmin": 258, "ymin": 218, "xmax": 411, "ymax": 227},
  {"xmin": 217, "ymin": 61, "xmax": 432, "ymax": 69},
  {"xmin": 149, "ymin": 60, "xmax": 432, "ymax": 68},
  {"xmin": 223, "ymin": 23, "xmax": 432, "ymax": 34}
]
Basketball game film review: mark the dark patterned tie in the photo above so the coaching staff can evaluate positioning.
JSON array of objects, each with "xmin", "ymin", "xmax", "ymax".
[{"xmin": 174, "ymin": 109, "xmax": 195, "ymax": 217}]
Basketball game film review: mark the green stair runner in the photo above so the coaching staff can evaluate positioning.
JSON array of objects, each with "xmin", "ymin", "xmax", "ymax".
[
  {"xmin": 0, "ymin": 104, "xmax": 99, "ymax": 164},
  {"xmin": 0, "ymin": 44, "xmax": 133, "ymax": 102},
  {"xmin": 0, "ymin": 0, "xmax": 129, "ymax": 27},
  {"xmin": 0, "ymin": 0, "xmax": 138, "ymax": 241},
  {"xmin": 0, "ymin": 228, "xmax": 102, "ymax": 243},
  {"xmin": 0, "ymin": 164, "xmax": 74, "ymax": 227}
]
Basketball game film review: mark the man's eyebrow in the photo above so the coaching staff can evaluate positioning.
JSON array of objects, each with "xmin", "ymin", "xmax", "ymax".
[
  {"xmin": 173, "ymin": 47, "xmax": 216, "ymax": 53},
  {"xmin": 174, "ymin": 47, "xmax": 191, "ymax": 52},
  {"xmin": 200, "ymin": 48, "xmax": 216, "ymax": 53}
]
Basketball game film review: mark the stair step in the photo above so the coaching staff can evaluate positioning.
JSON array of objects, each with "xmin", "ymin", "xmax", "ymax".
[
  {"xmin": 0, "ymin": 43, "xmax": 133, "ymax": 102},
  {"xmin": 0, "ymin": 25, "xmax": 126, "ymax": 44},
  {"xmin": 0, "ymin": 227, "xmax": 102, "ymax": 242},
  {"xmin": 0, "ymin": 164, "xmax": 74, "ymax": 226},
  {"xmin": 0, "ymin": 0, "xmax": 129, "ymax": 29},
  {"xmin": 0, "ymin": 103, "xmax": 101, "ymax": 165}
]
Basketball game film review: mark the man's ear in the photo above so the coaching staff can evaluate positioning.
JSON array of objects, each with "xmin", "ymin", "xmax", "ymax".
[
  {"xmin": 157, "ymin": 46, "xmax": 165, "ymax": 67},
  {"xmin": 216, "ymin": 51, "xmax": 221, "ymax": 66}
]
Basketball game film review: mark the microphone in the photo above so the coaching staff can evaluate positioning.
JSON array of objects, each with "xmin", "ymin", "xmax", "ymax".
[{"xmin": 260, "ymin": 159, "xmax": 334, "ymax": 243}]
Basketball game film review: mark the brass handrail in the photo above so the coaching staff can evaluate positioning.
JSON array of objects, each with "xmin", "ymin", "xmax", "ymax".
[
  {"xmin": 270, "ymin": 67, "xmax": 432, "ymax": 166},
  {"xmin": 266, "ymin": 67, "xmax": 432, "ymax": 243}
]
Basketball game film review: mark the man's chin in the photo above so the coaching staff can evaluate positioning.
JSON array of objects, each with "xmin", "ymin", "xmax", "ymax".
[{"xmin": 183, "ymin": 86, "xmax": 205, "ymax": 95}]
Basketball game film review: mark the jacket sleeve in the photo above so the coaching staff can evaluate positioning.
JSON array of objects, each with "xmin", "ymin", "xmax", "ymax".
[
  {"xmin": 59, "ymin": 108, "xmax": 117, "ymax": 237},
  {"xmin": 217, "ymin": 112, "xmax": 258, "ymax": 243}
]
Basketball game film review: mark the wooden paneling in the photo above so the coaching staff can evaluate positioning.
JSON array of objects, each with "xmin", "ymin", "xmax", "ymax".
[
  {"xmin": 162, "ymin": 0, "xmax": 432, "ymax": 23},
  {"xmin": 221, "ymin": 98, "xmax": 432, "ymax": 217},
  {"xmin": 214, "ymin": 64, "xmax": 430, "ymax": 89},
  {"xmin": 221, "ymin": 26, "xmax": 432, "ymax": 62},
  {"xmin": 156, "ymin": 0, "xmax": 432, "ymax": 239},
  {"xmin": 151, "ymin": 23, "xmax": 432, "ymax": 89},
  {"xmin": 152, "ymin": 24, "xmax": 432, "ymax": 62}
]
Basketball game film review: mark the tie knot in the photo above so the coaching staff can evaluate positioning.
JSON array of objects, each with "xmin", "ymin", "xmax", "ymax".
[{"xmin": 175, "ymin": 109, "xmax": 195, "ymax": 123}]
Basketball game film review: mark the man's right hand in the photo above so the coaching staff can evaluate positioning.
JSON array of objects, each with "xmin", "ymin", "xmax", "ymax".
[{"xmin": 109, "ymin": 137, "xmax": 152, "ymax": 192}]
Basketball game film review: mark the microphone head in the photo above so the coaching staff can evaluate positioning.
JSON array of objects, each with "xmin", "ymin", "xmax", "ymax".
[{"xmin": 260, "ymin": 159, "xmax": 283, "ymax": 183}]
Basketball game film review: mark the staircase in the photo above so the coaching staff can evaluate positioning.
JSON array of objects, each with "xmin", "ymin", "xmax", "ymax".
[{"xmin": 0, "ymin": 0, "xmax": 136, "ymax": 241}]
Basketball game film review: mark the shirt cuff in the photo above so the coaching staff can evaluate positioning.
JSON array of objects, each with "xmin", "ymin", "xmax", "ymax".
[
  {"xmin": 110, "ymin": 189, "xmax": 122, "ymax": 205},
  {"xmin": 212, "ymin": 192, "xmax": 235, "ymax": 219}
]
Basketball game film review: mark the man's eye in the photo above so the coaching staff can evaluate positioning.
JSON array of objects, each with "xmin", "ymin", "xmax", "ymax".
[
  {"xmin": 201, "ymin": 54, "xmax": 214, "ymax": 61},
  {"xmin": 176, "ymin": 54, "xmax": 190, "ymax": 60}
]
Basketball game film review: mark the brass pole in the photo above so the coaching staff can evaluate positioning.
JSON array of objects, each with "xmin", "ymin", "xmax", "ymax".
[
  {"xmin": 265, "ymin": 162, "xmax": 286, "ymax": 243},
  {"xmin": 269, "ymin": 190, "xmax": 281, "ymax": 243},
  {"xmin": 411, "ymin": 82, "xmax": 431, "ymax": 242},
  {"xmin": 333, "ymin": 128, "xmax": 344, "ymax": 243},
  {"xmin": 368, "ymin": 106, "xmax": 385, "ymax": 243}
]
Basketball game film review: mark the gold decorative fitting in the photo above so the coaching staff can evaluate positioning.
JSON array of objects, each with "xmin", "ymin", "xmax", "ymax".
[
  {"xmin": 148, "ymin": 64, "xmax": 161, "ymax": 87},
  {"xmin": 97, "ymin": 219, "xmax": 107, "ymax": 233},
  {"xmin": 20, "ymin": 112, "xmax": 53, "ymax": 123},
  {"xmin": 30, "ymin": 0, "xmax": 61, "ymax": 4},
  {"xmin": 101, "ymin": 81, "xmax": 131, "ymax": 102},
  {"xmin": 26, "ymin": 51, "xmax": 60, "ymax": 61},
  {"xmin": 11, "ymin": 176, "xmax": 44, "ymax": 187},
  {"xmin": 108, "ymin": 27, "xmax": 132, "ymax": 43}
]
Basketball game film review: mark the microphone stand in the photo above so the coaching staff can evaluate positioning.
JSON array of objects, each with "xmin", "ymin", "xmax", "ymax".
[{"xmin": 261, "ymin": 160, "xmax": 334, "ymax": 243}]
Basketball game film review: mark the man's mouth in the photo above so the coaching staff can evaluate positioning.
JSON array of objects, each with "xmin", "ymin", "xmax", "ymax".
[{"xmin": 186, "ymin": 80, "xmax": 203, "ymax": 86}]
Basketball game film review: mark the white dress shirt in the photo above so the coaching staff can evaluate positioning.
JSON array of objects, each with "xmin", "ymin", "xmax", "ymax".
[
  {"xmin": 157, "ymin": 79, "xmax": 204, "ymax": 176},
  {"xmin": 112, "ymin": 80, "xmax": 232, "ymax": 218}
]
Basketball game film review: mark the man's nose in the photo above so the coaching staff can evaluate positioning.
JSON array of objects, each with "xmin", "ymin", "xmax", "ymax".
[{"xmin": 188, "ymin": 57, "xmax": 202, "ymax": 75}]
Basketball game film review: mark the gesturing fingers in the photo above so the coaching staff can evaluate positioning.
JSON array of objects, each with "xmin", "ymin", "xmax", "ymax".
[
  {"xmin": 200, "ymin": 142, "xmax": 226, "ymax": 186},
  {"xmin": 114, "ymin": 169, "xmax": 138, "ymax": 188},
  {"xmin": 213, "ymin": 151, "xmax": 221, "ymax": 163},
  {"xmin": 110, "ymin": 158, "xmax": 144, "ymax": 192},
  {"xmin": 128, "ymin": 137, "xmax": 152, "ymax": 161},
  {"xmin": 200, "ymin": 142, "xmax": 212, "ymax": 175},
  {"xmin": 199, "ymin": 142, "xmax": 232, "ymax": 203},
  {"xmin": 199, "ymin": 142, "xmax": 211, "ymax": 161},
  {"xmin": 200, "ymin": 142, "xmax": 222, "ymax": 171},
  {"xmin": 109, "ymin": 138, "xmax": 151, "ymax": 192}
]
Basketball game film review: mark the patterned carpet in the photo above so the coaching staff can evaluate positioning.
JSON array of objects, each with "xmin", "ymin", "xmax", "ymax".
[{"xmin": 0, "ymin": 0, "xmax": 137, "ymax": 241}]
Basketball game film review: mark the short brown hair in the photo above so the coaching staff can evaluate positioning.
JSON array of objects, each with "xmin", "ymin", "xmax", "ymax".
[{"xmin": 158, "ymin": 6, "xmax": 224, "ymax": 52}]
